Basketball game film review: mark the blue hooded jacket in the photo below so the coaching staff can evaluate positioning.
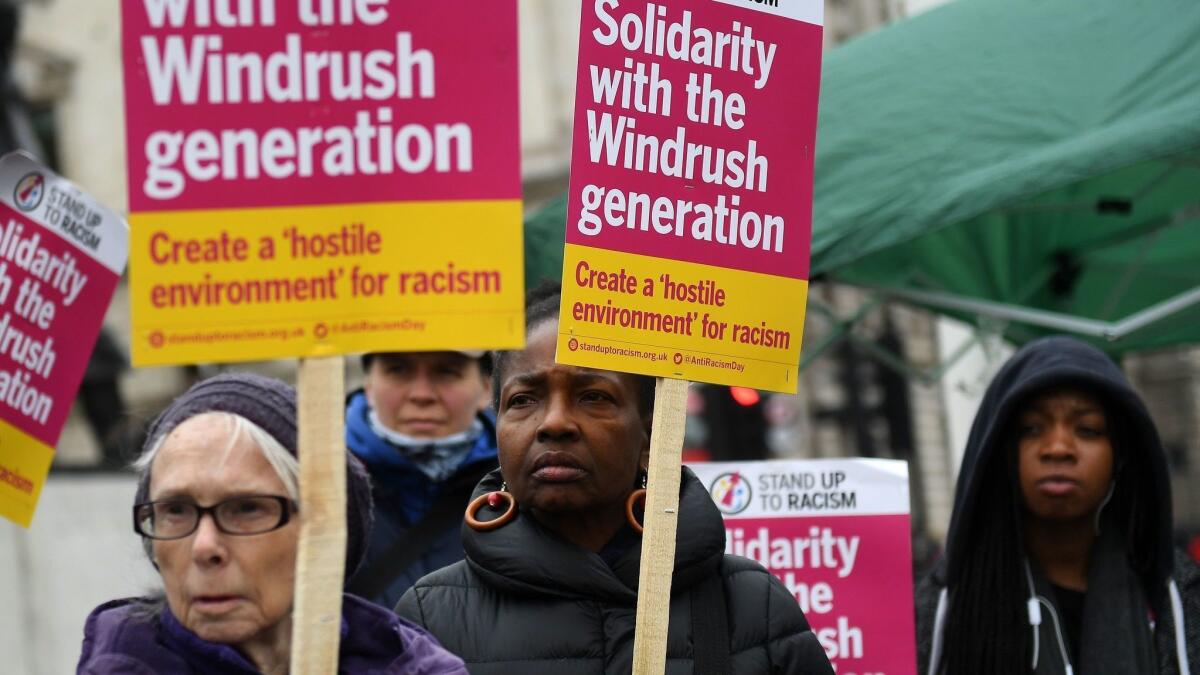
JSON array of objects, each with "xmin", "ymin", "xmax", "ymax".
[{"xmin": 345, "ymin": 389, "xmax": 499, "ymax": 609}]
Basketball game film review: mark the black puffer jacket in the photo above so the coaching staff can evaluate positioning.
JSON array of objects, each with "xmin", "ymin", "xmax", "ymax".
[{"xmin": 397, "ymin": 467, "xmax": 834, "ymax": 675}]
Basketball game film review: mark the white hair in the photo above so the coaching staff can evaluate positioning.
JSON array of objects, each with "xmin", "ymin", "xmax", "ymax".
[{"xmin": 134, "ymin": 411, "xmax": 299, "ymax": 501}]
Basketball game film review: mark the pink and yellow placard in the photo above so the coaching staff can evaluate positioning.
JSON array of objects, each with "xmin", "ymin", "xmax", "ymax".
[
  {"xmin": 690, "ymin": 458, "xmax": 917, "ymax": 675},
  {"xmin": 0, "ymin": 152, "xmax": 128, "ymax": 527},
  {"xmin": 122, "ymin": 1, "xmax": 523, "ymax": 366},
  {"xmin": 560, "ymin": 0, "xmax": 823, "ymax": 392}
]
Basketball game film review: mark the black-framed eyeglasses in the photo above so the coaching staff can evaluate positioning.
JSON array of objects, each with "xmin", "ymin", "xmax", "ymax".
[{"xmin": 133, "ymin": 495, "xmax": 295, "ymax": 540}]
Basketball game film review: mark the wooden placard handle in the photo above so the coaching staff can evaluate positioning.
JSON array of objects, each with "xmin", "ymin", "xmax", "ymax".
[
  {"xmin": 631, "ymin": 377, "xmax": 690, "ymax": 675},
  {"xmin": 290, "ymin": 356, "xmax": 347, "ymax": 673}
]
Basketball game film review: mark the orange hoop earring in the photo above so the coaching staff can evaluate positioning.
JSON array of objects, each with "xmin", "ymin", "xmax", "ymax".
[
  {"xmin": 625, "ymin": 471, "xmax": 648, "ymax": 534},
  {"xmin": 466, "ymin": 488, "xmax": 516, "ymax": 531}
]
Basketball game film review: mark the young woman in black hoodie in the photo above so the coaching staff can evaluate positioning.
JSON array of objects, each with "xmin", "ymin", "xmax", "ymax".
[{"xmin": 915, "ymin": 336, "xmax": 1198, "ymax": 674}]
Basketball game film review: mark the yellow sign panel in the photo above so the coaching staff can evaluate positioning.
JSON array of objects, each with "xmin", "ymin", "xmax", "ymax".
[
  {"xmin": 0, "ymin": 419, "xmax": 53, "ymax": 528},
  {"xmin": 130, "ymin": 200, "xmax": 524, "ymax": 365},
  {"xmin": 558, "ymin": 244, "xmax": 807, "ymax": 392}
]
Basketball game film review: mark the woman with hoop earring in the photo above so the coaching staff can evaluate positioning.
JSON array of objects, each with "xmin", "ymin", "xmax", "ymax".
[{"xmin": 396, "ymin": 282, "xmax": 833, "ymax": 675}]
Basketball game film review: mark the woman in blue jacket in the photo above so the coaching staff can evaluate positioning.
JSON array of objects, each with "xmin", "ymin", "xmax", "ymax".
[{"xmin": 345, "ymin": 350, "xmax": 499, "ymax": 608}]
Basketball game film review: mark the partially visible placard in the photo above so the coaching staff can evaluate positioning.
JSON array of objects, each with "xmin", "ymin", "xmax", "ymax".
[
  {"xmin": 121, "ymin": 1, "xmax": 523, "ymax": 366},
  {"xmin": 559, "ymin": 0, "xmax": 823, "ymax": 392},
  {"xmin": 689, "ymin": 458, "xmax": 917, "ymax": 675},
  {"xmin": 0, "ymin": 152, "xmax": 128, "ymax": 527}
]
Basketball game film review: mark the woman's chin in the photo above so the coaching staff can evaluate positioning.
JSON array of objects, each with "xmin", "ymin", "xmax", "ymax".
[
  {"xmin": 1026, "ymin": 501, "xmax": 1093, "ymax": 524},
  {"xmin": 186, "ymin": 614, "xmax": 261, "ymax": 645},
  {"xmin": 525, "ymin": 488, "xmax": 593, "ymax": 515},
  {"xmin": 525, "ymin": 488, "xmax": 633, "ymax": 521}
]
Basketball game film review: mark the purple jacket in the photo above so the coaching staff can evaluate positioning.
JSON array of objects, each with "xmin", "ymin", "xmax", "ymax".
[{"xmin": 77, "ymin": 593, "xmax": 467, "ymax": 674}]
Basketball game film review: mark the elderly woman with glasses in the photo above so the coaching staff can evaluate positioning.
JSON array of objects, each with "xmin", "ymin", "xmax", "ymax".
[{"xmin": 77, "ymin": 372, "xmax": 467, "ymax": 675}]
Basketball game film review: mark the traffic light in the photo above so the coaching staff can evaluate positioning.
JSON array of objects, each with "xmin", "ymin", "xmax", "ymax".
[{"xmin": 701, "ymin": 385, "xmax": 768, "ymax": 461}]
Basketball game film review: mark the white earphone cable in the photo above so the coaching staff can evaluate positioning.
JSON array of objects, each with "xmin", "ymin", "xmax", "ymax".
[
  {"xmin": 1024, "ymin": 558, "xmax": 1075, "ymax": 675},
  {"xmin": 1169, "ymin": 579, "xmax": 1192, "ymax": 675}
]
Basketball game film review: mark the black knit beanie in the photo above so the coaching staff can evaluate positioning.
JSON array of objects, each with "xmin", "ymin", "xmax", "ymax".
[{"xmin": 134, "ymin": 372, "xmax": 373, "ymax": 579}]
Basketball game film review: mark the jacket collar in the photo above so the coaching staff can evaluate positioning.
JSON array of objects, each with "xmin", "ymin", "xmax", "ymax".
[
  {"xmin": 462, "ymin": 466, "xmax": 725, "ymax": 604},
  {"xmin": 346, "ymin": 390, "xmax": 497, "ymax": 479},
  {"xmin": 79, "ymin": 594, "xmax": 423, "ymax": 673}
]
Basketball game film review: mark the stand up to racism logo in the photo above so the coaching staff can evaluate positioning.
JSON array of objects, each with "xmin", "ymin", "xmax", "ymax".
[
  {"xmin": 709, "ymin": 472, "xmax": 753, "ymax": 514},
  {"xmin": 13, "ymin": 173, "xmax": 44, "ymax": 212}
]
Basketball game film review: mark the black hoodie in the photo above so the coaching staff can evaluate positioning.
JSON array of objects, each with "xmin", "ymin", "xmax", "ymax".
[{"xmin": 915, "ymin": 336, "xmax": 1199, "ymax": 675}]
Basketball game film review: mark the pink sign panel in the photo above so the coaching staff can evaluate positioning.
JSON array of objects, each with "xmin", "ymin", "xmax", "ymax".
[
  {"xmin": 0, "ymin": 153, "xmax": 127, "ymax": 446},
  {"xmin": 565, "ymin": 0, "xmax": 823, "ymax": 280},
  {"xmin": 121, "ymin": 0, "xmax": 521, "ymax": 212},
  {"xmin": 690, "ymin": 458, "xmax": 917, "ymax": 675}
]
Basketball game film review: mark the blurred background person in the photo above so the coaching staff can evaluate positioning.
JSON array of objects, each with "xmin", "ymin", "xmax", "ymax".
[
  {"xmin": 916, "ymin": 337, "xmax": 1199, "ymax": 675},
  {"xmin": 398, "ymin": 284, "xmax": 835, "ymax": 675},
  {"xmin": 78, "ymin": 329, "xmax": 142, "ymax": 469},
  {"xmin": 345, "ymin": 351, "xmax": 498, "ymax": 608},
  {"xmin": 77, "ymin": 373, "xmax": 466, "ymax": 674}
]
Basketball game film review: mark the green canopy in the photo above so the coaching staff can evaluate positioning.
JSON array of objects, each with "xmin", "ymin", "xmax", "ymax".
[
  {"xmin": 526, "ymin": 0, "xmax": 1200, "ymax": 356},
  {"xmin": 810, "ymin": 0, "xmax": 1200, "ymax": 354},
  {"xmin": 525, "ymin": 193, "xmax": 569, "ymax": 289}
]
